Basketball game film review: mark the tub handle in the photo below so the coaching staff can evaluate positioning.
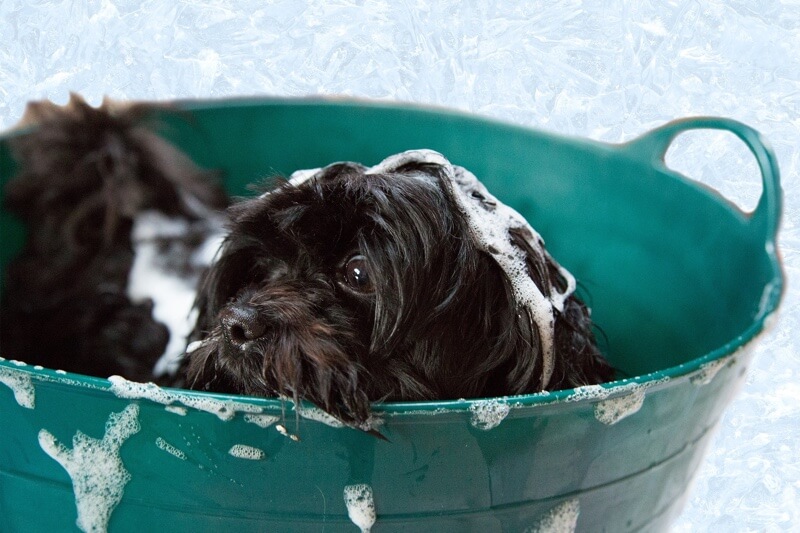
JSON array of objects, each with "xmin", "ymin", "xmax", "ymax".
[{"xmin": 627, "ymin": 117, "xmax": 782, "ymax": 244}]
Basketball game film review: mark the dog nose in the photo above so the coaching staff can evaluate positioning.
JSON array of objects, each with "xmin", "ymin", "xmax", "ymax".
[{"xmin": 220, "ymin": 304, "xmax": 266, "ymax": 347}]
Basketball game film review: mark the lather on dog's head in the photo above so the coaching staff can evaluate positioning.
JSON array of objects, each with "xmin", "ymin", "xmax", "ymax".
[{"xmin": 183, "ymin": 151, "xmax": 613, "ymax": 428}]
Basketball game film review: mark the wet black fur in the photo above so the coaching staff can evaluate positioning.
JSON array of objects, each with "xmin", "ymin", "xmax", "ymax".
[
  {"xmin": 0, "ymin": 96, "xmax": 227, "ymax": 381},
  {"xmin": 181, "ymin": 161, "xmax": 614, "ymax": 427}
]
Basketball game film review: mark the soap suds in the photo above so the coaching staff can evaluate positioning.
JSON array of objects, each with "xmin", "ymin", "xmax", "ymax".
[
  {"xmin": 343, "ymin": 484, "xmax": 376, "ymax": 533},
  {"xmin": 566, "ymin": 384, "xmax": 610, "ymax": 403},
  {"xmin": 228, "ymin": 444, "xmax": 265, "ymax": 460},
  {"xmin": 155, "ymin": 437, "xmax": 186, "ymax": 460},
  {"xmin": 0, "ymin": 366, "xmax": 35, "ymax": 408},
  {"xmin": 165, "ymin": 405, "xmax": 188, "ymax": 416},
  {"xmin": 244, "ymin": 413, "xmax": 280, "ymax": 428},
  {"xmin": 296, "ymin": 405, "xmax": 346, "ymax": 428},
  {"xmin": 567, "ymin": 378, "xmax": 669, "ymax": 425},
  {"xmin": 38, "ymin": 404, "xmax": 140, "ymax": 533},
  {"xmin": 690, "ymin": 355, "xmax": 733, "ymax": 386},
  {"xmin": 108, "ymin": 375, "xmax": 262, "ymax": 420},
  {"xmin": 469, "ymin": 398, "xmax": 510, "ymax": 430},
  {"xmin": 527, "ymin": 499, "xmax": 580, "ymax": 533},
  {"xmin": 594, "ymin": 390, "xmax": 646, "ymax": 425}
]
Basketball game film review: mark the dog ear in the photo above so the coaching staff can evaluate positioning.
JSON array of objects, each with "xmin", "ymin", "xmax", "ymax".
[{"xmin": 507, "ymin": 227, "xmax": 615, "ymax": 390}]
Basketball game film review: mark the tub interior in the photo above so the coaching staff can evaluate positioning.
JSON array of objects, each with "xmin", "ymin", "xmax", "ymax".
[{"xmin": 0, "ymin": 99, "xmax": 775, "ymax": 380}]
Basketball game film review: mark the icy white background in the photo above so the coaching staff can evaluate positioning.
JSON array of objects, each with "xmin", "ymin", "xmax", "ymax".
[{"xmin": 1, "ymin": 0, "xmax": 798, "ymax": 530}]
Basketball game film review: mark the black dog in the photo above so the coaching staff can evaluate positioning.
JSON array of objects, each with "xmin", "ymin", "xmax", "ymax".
[
  {"xmin": 0, "ymin": 95, "xmax": 227, "ymax": 381},
  {"xmin": 181, "ymin": 150, "xmax": 614, "ymax": 428}
]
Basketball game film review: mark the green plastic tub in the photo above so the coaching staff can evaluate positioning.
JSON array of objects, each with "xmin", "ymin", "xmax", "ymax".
[{"xmin": 0, "ymin": 98, "xmax": 783, "ymax": 532}]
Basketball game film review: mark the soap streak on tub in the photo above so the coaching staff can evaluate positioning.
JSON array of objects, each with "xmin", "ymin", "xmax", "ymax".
[
  {"xmin": 108, "ymin": 375, "xmax": 262, "ymax": 420},
  {"xmin": 567, "ymin": 378, "xmax": 671, "ymax": 425},
  {"xmin": 343, "ymin": 483, "xmax": 376, "ymax": 533},
  {"xmin": 0, "ymin": 366, "xmax": 35, "ymax": 408},
  {"xmin": 690, "ymin": 354, "xmax": 734, "ymax": 386},
  {"xmin": 244, "ymin": 413, "xmax": 280, "ymax": 428},
  {"xmin": 155, "ymin": 437, "xmax": 187, "ymax": 460},
  {"xmin": 38, "ymin": 404, "xmax": 140, "ymax": 533},
  {"xmin": 526, "ymin": 498, "xmax": 580, "ymax": 533},
  {"xmin": 228, "ymin": 444, "xmax": 265, "ymax": 460},
  {"xmin": 469, "ymin": 398, "xmax": 511, "ymax": 430},
  {"xmin": 594, "ymin": 389, "xmax": 646, "ymax": 425},
  {"xmin": 296, "ymin": 405, "xmax": 346, "ymax": 428},
  {"xmin": 165, "ymin": 405, "xmax": 188, "ymax": 416}
]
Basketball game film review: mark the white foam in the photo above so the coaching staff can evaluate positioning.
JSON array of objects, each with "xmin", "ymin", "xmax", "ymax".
[
  {"xmin": 566, "ymin": 378, "xmax": 669, "ymax": 424},
  {"xmin": 469, "ymin": 398, "xmax": 510, "ymax": 430},
  {"xmin": 155, "ymin": 437, "xmax": 186, "ymax": 460},
  {"xmin": 165, "ymin": 405, "xmax": 188, "ymax": 416},
  {"xmin": 127, "ymin": 210, "xmax": 226, "ymax": 377},
  {"xmin": 38, "ymin": 404, "xmax": 140, "ymax": 533},
  {"xmin": 690, "ymin": 355, "xmax": 733, "ymax": 386},
  {"xmin": 594, "ymin": 390, "xmax": 646, "ymax": 425},
  {"xmin": 566, "ymin": 384, "xmax": 610, "ymax": 403},
  {"xmin": 296, "ymin": 405, "xmax": 346, "ymax": 428},
  {"xmin": 0, "ymin": 366, "xmax": 35, "ymax": 409},
  {"xmin": 243, "ymin": 413, "xmax": 280, "ymax": 428},
  {"xmin": 527, "ymin": 498, "xmax": 580, "ymax": 533},
  {"xmin": 343, "ymin": 484, "xmax": 376, "ymax": 533},
  {"xmin": 108, "ymin": 375, "xmax": 262, "ymax": 420},
  {"xmin": 228, "ymin": 444, "xmax": 265, "ymax": 460}
]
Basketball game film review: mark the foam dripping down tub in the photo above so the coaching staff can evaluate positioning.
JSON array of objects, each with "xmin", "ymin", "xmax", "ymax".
[{"xmin": 0, "ymin": 98, "xmax": 783, "ymax": 532}]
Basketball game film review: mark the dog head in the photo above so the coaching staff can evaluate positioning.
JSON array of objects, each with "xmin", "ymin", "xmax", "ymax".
[{"xmin": 183, "ymin": 150, "xmax": 613, "ymax": 428}]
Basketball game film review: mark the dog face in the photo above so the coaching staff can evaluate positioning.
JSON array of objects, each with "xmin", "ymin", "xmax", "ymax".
[{"xmin": 184, "ymin": 151, "xmax": 614, "ymax": 428}]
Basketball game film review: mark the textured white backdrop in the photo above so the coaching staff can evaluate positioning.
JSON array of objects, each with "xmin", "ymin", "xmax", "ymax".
[{"xmin": 1, "ymin": 1, "xmax": 798, "ymax": 530}]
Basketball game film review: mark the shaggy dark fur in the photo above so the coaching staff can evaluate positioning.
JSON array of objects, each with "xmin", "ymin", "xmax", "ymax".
[
  {"xmin": 0, "ymin": 95, "xmax": 227, "ymax": 381},
  {"xmin": 180, "ymin": 160, "xmax": 614, "ymax": 428}
]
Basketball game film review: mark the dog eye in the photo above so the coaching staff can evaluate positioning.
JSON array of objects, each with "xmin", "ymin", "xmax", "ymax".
[{"xmin": 342, "ymin": 254, "xmax": 373, "ymax": 292}]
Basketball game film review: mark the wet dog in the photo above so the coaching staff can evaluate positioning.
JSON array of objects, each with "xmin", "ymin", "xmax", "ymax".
[
  {"xmin": 180, "ymin": 150, "xmax": 614, "ymax": 428},
  {"xmin": 0, "ymin": 95, "xmax": 227, "ymax": 381}
]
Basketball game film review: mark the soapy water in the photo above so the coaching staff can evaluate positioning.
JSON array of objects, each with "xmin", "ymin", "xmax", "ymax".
[
  {"xmin": 0, "ymin": 366, "xmax": 35, "ymax": 409},
  {"xmin": 343, "ymin": 484, "xmax": 376, "ymax": 533},
  {"xmin": 38, "ymin": 404, "xmax": 140, "ymax": 533},
  {"xmin": 526, "ymin": 498, "xmax": 580, "ymax": 533}
]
